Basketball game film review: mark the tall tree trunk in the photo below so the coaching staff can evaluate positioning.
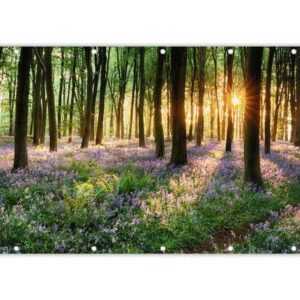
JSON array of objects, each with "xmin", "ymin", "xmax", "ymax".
[
  {"xmin": 63, "ymin": 75, "xmax": 71, "ymax": 137},
  {"xmin": 68, "ymin": 48, "xmax": 78, "ymax": 143},
  {"xmin": 166, "ymin": 61, "xmax": 171, "ymax": 140},
  {"xmin": 294, "ymin": 48, "xmax": 300, "ymax": 146},
  {"xmin": 153, "ymin": 47, "xmax": 165, "ymax": 158},
  {"xmin": 81, "ymin": 47, "xmax": 93, "ymax": 148},
  {"xmin": 195, "ymin": 47, "xmax": 206, "ymax": 146},
  {"xmin": 283, "ymin": 82, "xmax": 289, "ymax": 141},
  {"xmin": 290, "ymin": 52, "xmax": 296, "ymax": 142},
  {"xmin": 8, "ymin": 78, "xmax": 15, "ymax": 136},
  {"xmin": 221, "ymin": 48, "xmax": 227, "ymax": 140},
  {"xmin": 138, "ymin": 47, "xmax": 146, "ymax": 147},
  {"xmin": 90, "ymin": 48, "xmax": 102, "ymax": 141},
  {"xmin": 45, "ymin": 47, "xmax": 58, "ymax": 152},
  {"xmin": 40, "ymin": 73, "xmax": 47, "ymax": 145},
  {"xmin": 96, "ymin": 47, "xmax": 109, "ymax": 145},
  {"xmin": 13, "ymin": 47, "xmax": 33, "ymax": 170},
  {"xmin": 244, "ymin": 47, "xmax": 263, "ymax": 186},
  {"xmin": 57, "ymin": 48, "xmax": 64, "ymax": 139},
  {"xmin": 109, "ymin": 102, "xmax": 114, "ymax": 137},
  {"xmin": 264, "ymin": 47, "xmax": 275, "ymax": 154},
  {"xmin": 170, "ymin": 47, "xmax": 187, "ymax": 165},
  {"xmin": 188, "ymin": 48, "xmax": 196, "ymax": 141},
  {"xmin": 225, "ymin": 48, "xmax": 234, "ymax": 152},
  {"xmin": 32, "ymin": 50, "xmax": 42, "ymax": 146},
  {"xmin": 212, "ymin": 47, "xmax": 221, "ymax": 141},
  {"xmin": 209, "ymin": 89, "xmax": 215, "ymax": 138},
  {"xmin": 128, "ymin": 50, "xmax": 138, "ymax": 140},
  {"xmin": 146, "ymin": 100, "xmax": 153, "ymax": 137},
  {"xmin": 134, "ymin": 68, "xmax": 139, "ymax": 139}
]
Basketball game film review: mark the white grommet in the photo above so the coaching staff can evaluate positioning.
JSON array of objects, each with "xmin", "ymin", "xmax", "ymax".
[
  {"xmin": 14, "ymin": 246, "xmax": 20, "ymax": 252},
  {"xmin": 291, "ymin": 48, "xmax": 297, "ymax": 55},
  {"xmin": 227, "ymin": 245, "xmax": 234, "ymax": 252},
  {"xmin": 160, "ymin": 246, "xmax": 166, "ymax": 253},
  {"xmin": 291, "ymin": 245, "xmax": 297, "ymax": 252},
  {"xmin": 91, "ymin": 246, "xmax": 97, "ymax": 252},
  {"xmin": 160, "ymin": 48, "xmax": 166, "ymax": 55},
  {"xmin": 227, "ymin": 48, "xmax": 234, "ymax": 55}
]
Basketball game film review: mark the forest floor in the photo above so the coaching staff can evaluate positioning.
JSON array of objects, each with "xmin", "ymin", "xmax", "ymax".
[{"xmin": 0, "ymin": 136, "xmax": 300, "ymax": 253}]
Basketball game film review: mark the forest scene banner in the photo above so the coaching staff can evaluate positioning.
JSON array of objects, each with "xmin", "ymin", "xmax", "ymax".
[{"xmin": 0, "ymin": 47, "xmax": 299, "ymax": 254}]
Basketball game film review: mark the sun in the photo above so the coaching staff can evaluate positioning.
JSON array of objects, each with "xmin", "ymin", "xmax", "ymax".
[{"xmin": 232, "ymin": 96, "xmax": 240, "ymax": 106}]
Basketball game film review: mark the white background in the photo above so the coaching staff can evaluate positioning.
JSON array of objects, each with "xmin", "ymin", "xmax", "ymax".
[{"xmin": 1, "ymin": 0, "xmax": 300, "ymax": 299}]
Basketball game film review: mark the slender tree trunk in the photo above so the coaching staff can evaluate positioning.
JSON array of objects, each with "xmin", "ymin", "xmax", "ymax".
[
  {"xmin": 40, "ymin": 73, "xmax": 47, "ymax": 145},
  {"xmin": 166, "ymin": 62, "xmax": 171, "ymax": 140},
  {"xmin": 283, "ymin": 82, "xmax": 289, "ymax": 141},
  {"xmin": 195, "ymin": 47, "xmax": 206, "ymax": 146},
  {"xmin": 244, "ymin": 47, "xmax": 263, "ymax": 186},
  {"xmin": 138, "ymin": 47, "xmax": 146, "ymax": 147},
  {"xmin": 225, "ymin": 48, "xmax": 234, "ymax": 152},
  {"xmin": 290, "ymin": 52, "xmax": 296, "ymax": 142},
  {"xmin": 68, "ymin": 48, "xmax": 78, "ymax": 143},
  {"xmin": 90, "ymin": 48, "xmax": 102, "ymax": 141},
  {"xmin": 170, "ymin": 47, "xmax": 187, "ymax": 165},
  {"xmin": 32, "ymin": 51, "xmax": 42, "ymax": 146},
  {"xmin": 45, "ymin": 47, "xmax": 58, "ymax": 152},
  {"xmin": 272, "ymin": 91, "xmax": 282, "ymax": 142},
  {"xmin": 134, "ymin": 69, "xmax": 139, "ymax": 139},
  {"xmin": 8, "ymin": 80, "xmax": 15, "ymax": 136},
  {"xmin": 295, "ymin": 48, "xmax": 300, "ymax": 146},
  {"xmin": 212, "ymin": 47, "xmax": 221, "ymax": 141},
  {"xmin": 146, "ymin": 101, "xmax": 153, "ymax": 137},
  {"xmin": 13, "ymin": 47, "xmax": 33, "ymax": 170},
  {"xmin": 128, "ymin": 50, "xmax": 137, "ymax": 140},
  {"xmin": 221, "ymin": 49, "xmax": 227, "ymax": 140},
  {"xmin": 264, "ymin": 47, "xmax": 275, "ymax": 154},
  {"xmin": 57, "ymin": 48, "xmax": 64, "ymax": 139},
  {"xmin": 63, "ymin": 75, "xmax": 71, "ymax": 137},
  {"xmin": 188, "ymin": 48, "xmax": 196, "ymax": 141},
  {"xmin": 81, "ymin": 47, "xmax": 93, "ymax": 148},
  {"xmin": 109, "ymin": 102, "xmax": 114, "ymax": 137},
  {"xmin": 153, "ymin": 47, "xmax": 165, "ymax": 158},
  {"xmin": 96, "ymin": 47, "xmax": 109, "ymax": 145},
  {"xmin": 209, "ymin": 89, "xmax": 215, "ymax": 138}
]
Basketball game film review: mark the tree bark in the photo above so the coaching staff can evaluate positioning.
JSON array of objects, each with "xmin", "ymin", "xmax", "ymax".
[
  {"xmin": 188, "ymin": 48, "xmax": 197, "ymax": 141},
  {"xmin": 44, "ymin": 47, "xmax": 58, "ymax": 152},
  {"xmin": 128, "ymin": 49, "xmax": 138, "ymax": 140},
  {"xmin": 264, "ymin": 47, "xmax": 275, "ymax": 154},
  {"xmin": 195, "ymin": 47, "xmax": 206, "ymax": 146},
  {"xmin": 212, "ymin": 47, "xmax": 221, "ymax": 141},
  {"xmin": 57, "ymin": 48, "xmax": 65, "ymax": 139},
  {"xmin": 221, "ymin": 48, "xmax": 227, "ymax": 140},
  {"xmin": 244, "ymin": 47, "xmax": 263, "ymax": 186},
  {"xmin": 90, "ymin": 48, "xmax": 102, "ymax": 141},
  {"xmin": 13, "ymin": 47, "xmax": 33, "ymax": 170},
  {"xmin": 294, "ymin": 47, "xmax": 300, "ymax": 146},
  {"xmin": 68, "ymin": 48, "xmax": 78, "ymax": 143},
  {"xmin": 170, "ymin": 47, "xmax": 187, "ymax": 165},
  {"xmin": 32, "ymin": 49, "xmax": 42, "ymax": 146},
  {"xmin": 138, "ymin": 47, "xmax": 146, "ymax": 147},
  {"xmin": 81, "ymin": 47, "xmax": 93, "ymax": 148},
  {"xmin": 225, "ymin": 48, "xmax": 234, "ymax": 152},
  {"xmin": 96, "ymin": 47, "xmax": 109, "ymax": 145},
  {"xmin": 153, "ymin": 47, "xmax": 165, "ymax": 158},
  {"xmin": 290, "ymin": 51, "xmax": 296, "ymax": 142}
]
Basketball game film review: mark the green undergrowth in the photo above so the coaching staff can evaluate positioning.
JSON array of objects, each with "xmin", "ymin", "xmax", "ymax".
[{"xmin": 0, "ymin": 160, "xmax": 300, "ymax": 253}]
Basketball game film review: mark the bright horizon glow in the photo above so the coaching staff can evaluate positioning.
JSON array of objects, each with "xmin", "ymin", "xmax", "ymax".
[{"xmin": 232, "ymin": 96, "xmax": 240, "ymax": 106}]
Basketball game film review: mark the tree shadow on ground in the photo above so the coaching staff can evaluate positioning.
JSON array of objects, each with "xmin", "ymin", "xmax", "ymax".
[{"xmin": 262, "ymin": 149, "xmax": 300, "ymax": 180}]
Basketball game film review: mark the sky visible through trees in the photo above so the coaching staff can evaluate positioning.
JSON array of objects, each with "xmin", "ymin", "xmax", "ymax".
[{"xmin": 0, "ymin": 47, "xmax": 300, "ymax": 254}]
